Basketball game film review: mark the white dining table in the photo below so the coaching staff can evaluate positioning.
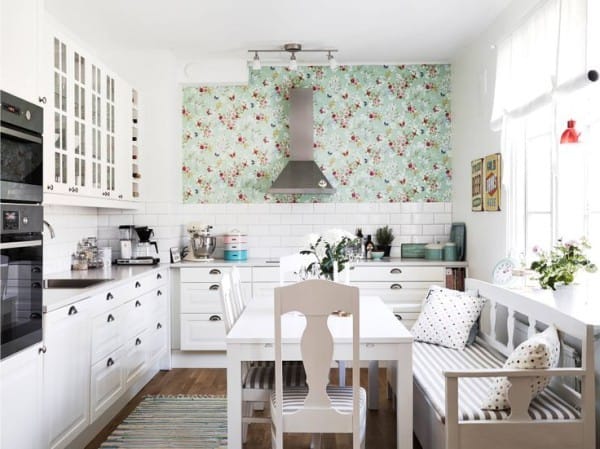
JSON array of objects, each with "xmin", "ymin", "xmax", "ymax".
[{"xmin": 226, "ymin": 295, "xmax": 414, "ymax": 449}]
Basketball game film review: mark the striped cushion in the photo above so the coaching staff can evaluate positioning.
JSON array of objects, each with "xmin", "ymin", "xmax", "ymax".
[
  {"xmin": 243, "ymin": 362, "xmax": 307, "ymax": 390},
  {"xmin": 413, "ymin": 341, "xmax": 580, "ymax": 422},
  {"xmin": 271, "ymin": 386, "xmax": 367, "ymax": 442}
]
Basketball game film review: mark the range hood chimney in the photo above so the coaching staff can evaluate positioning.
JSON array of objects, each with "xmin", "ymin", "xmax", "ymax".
[{"xmin": 269, "ymin": 88, "xmax": 336, "ymax": 194}]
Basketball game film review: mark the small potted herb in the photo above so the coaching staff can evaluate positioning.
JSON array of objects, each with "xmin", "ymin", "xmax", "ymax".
[{"xmin": 375, "ymin": 225, "xmax": 395, "ymax": 257}]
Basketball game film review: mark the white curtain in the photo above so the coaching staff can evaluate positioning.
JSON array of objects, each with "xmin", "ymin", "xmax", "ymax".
[{"xmin": 491, "ymin": 0, "xmax": 589, "ymax": 127}]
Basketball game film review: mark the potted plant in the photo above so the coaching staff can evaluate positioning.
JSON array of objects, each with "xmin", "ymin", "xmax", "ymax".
[
  {"xmin": 530, "ymin": 237, "xmax": 597, "ymax": 290},
  {"xmin": 375, "ymin": 225, "xmax": 394, "ymax": 257}
]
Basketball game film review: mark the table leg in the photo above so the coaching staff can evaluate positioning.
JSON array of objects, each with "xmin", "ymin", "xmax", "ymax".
[
  {"xmin": 367, "ymin": 360, "xmax": 379, "ymax": 410},
  {"xmin": 396, "ymin": 344, "xmax": 413, "ymax": 449},
  {"xmin": 227, "ymin": 348, "xmax": 242, "ymax": 449}
]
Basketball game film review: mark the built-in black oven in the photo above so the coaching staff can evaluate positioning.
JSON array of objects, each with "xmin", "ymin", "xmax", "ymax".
[
  {"xmin": 1, "ymin": 90, "xmax": 43, "ymax": 204},
  {"xmin": 0, "ymin": 203, "xmax": 43, "ymax": 359}
]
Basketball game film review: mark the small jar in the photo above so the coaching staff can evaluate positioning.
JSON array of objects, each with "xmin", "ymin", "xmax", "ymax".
[
  {"xmin": 71, "ymin": 253, "xmax": 88, "ymax": 271},
  {"xmin": 443, "ymin": 242, "xmax": 458, "ymax": 261}
]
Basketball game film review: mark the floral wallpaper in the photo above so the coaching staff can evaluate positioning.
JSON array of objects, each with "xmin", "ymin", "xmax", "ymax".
[{"xmin": 182, "ymin": 65, "xmax": 451, "ymax": 203}]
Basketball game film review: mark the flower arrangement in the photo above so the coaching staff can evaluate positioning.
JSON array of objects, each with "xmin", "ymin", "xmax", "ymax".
[
  {"xmin": 530, "ymin": 237, "xmax": 597, "ymax": 290},
  {"xmin": 301, "ymin": 229, "xmax": 359, "ymax": 280}
]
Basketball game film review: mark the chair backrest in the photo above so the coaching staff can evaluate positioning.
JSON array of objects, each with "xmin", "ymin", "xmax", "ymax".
[
  {"xmin": 273, "ymin": 279, "xmax": 360, "ymax": 439},
  {"xmin": 219, "ymin": 272, "xmax": 236, "ymax": 333},
  {"xmin": 230, "ymin": 266, "xmax": 245, "ymax": 318},
  {"xmin": 279, "ymin": 253, "xmax": 317, "ymax": 285}
]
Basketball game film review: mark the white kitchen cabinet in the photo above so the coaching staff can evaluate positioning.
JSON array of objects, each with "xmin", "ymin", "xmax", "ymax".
[
  {"xmin": 41, "ymin": 16, "xmax": 139, "ymax": 207},
  {"xmin": 43, "ymin": 300, "xmax": 92, "ymax": 449},
  {"xmin": 0, "ymin": 0, "xmax": 42, "ymax": 103},
  {"xmin": 0, "ymin": 344, "xmax": 44, "ymax": 449},
  {"xmin": 179, "ymin": 266, "xmax": 251, "ymax": 351},
  {"xmin": 90, "ymin": 348, "xmax": 125, "ymax": 422}
]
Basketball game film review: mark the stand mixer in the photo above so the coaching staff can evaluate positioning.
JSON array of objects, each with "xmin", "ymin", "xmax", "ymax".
[{"xmin": 186, "ymin": 223, "xmax": 216, "ymax": 261}]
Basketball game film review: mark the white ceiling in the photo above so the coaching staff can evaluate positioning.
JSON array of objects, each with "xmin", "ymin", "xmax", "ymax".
[{"xmin": 46, "ymin": 0, "xmax": 513, "ymax": 64}]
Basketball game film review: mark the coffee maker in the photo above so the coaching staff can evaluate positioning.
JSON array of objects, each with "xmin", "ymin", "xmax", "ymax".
[{"xmin": 115, "ymin": 225, "xmax": 160, "ymax": 265}]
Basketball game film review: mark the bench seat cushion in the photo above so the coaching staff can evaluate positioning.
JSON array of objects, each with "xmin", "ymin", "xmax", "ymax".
[{"xmin": 413, "ymin": 341, "xmax": 580, "ymax": 422}]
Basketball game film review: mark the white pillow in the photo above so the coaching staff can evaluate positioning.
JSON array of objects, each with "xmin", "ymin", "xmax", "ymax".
[
  {"xmin": 482, "ymin": 325, "xmax": 560, "ymax": 411},
  {"xmin": 411, "ymin": 286, "xmax": 486, "ymax": 350}
]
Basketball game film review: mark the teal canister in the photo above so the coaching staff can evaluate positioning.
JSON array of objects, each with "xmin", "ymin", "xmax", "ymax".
[{"xmin": 443, "ymin": 242, "xmax": 458, "ymax": 261}]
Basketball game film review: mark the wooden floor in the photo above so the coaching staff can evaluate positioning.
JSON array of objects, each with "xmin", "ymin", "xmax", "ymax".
[{"xmin": 86, "ymin": 367, "xmax": 422, "ymax": 449}]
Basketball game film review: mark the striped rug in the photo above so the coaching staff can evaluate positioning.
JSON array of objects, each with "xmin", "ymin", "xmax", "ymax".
[{"xmin": 100, "ymin": 395, "xmax": 227, "ymax": 448}]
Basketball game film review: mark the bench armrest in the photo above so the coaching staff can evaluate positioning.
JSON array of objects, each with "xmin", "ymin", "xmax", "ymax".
[
  {"xmin": 443, "ymin": 367, "xmax": 585, "ymax": 378},
  {"xmin": 444, "ymin": 367, "xmax": 586, "ymax": 426}
]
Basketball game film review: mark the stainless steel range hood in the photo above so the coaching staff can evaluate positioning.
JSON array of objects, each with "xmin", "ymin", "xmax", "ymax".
[{"xmin": 269, "ymin": 88, "xmax": 335, "ymax": 194}]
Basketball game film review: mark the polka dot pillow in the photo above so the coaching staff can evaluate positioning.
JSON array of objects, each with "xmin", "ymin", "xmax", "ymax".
[
  {"xmin": 482, "ymin": 325, "xmax": 560, "ymax": 410},
  {"xmin": 411, "ymin": 286, "xmax": 486, "ymax": 350}
]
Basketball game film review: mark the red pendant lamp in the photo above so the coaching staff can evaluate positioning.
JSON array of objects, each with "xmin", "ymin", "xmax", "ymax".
[{"xmin": 560, "ymin": 119, "xmax": 580, "ymax": 144}]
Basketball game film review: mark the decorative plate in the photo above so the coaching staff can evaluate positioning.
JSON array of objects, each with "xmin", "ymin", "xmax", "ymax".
[{"xmin": 492, "ymin": 258, "xmax": 517, "ymax": 285}]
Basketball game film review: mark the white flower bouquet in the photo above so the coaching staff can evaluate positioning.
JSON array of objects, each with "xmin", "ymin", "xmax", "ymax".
[{"xmin": 301, "ymin": 229, "xmax": 359, "ymax": 280}]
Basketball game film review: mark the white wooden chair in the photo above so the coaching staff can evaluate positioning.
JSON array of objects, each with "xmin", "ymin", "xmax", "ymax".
[
  {"xmin": 271, "ymin": 279, "xmax": 367, "ymax": 449},
  {"xmin": 230, "ymin": 265, "xmax": 245, "ymax": 319},
  {"xmin": 220, "ymin": 272, "xmax": 306, "ymax": 442},
  {"xmin": 280, "ymin": 253, "xmax": 349, "ymax": 386}
]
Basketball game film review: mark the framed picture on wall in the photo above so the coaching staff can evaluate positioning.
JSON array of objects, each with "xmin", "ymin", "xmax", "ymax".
[
  {"xmin": 170, "ymin": 247, "xmax": 181, "ymax": 263},
  {"xmin": 483, "ymin": 153, "xmax": 501, "ymax": 211},
  {"xmin": 471, "ymin": 158, "xmax": 484, "ymax": 211}
]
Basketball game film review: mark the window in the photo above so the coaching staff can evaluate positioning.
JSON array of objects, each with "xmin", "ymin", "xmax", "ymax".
[
  {"xmin": 506, "ymin": 85, "xmax": 600, "ymax": 262},
  {"xmin": 492, "ymin": 0, "xmax": 599, "ymax": 263}
]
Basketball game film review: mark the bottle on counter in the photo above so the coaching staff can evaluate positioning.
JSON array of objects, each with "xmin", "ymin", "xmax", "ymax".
[
  {"xmin": 365, "ymin": 235, "xmax": 375, "ymax": 259},
  {"xmin": 355, "ymin": 228, "xmax": 366, "ymax": 260}
]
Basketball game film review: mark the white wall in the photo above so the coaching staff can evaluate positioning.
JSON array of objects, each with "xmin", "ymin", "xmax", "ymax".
[{"xmin": 451, "ymin": 0, "xmax": 540, "ymax": 281}]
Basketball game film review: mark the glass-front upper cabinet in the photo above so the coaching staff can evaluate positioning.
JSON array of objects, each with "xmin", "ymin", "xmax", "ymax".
[{"xmin": 43, "ymin": 20, "xmax": 139, "ymax": 204}]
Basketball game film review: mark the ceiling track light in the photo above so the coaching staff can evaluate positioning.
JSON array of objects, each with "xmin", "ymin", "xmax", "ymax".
[
  {"xmin": 248, "ymin": 43, "xmax": 338, "ymax": 70},
  {"xmin": 252, "ymin": 51, "xmax": 261, "ymax": 70}
]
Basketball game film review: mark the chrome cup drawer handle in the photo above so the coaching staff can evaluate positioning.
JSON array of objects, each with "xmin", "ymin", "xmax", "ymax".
[
  {"xmin": 209, "ymin": 315, "xmax": 222, "ymax": 321},
  {"xmin": 209, "ymin": 284, "xmax": 220, "ymax": 291},
  {"xmin": 209, "ymin": 269, "xmax": 222, "ymax": 275},
  {"xmin": 390, "ymin": 283, "xmax": 402, "ymax": 289},
  {"xmin": 390, "ymin": 268, "xmax": 402, "ymax": 274}
]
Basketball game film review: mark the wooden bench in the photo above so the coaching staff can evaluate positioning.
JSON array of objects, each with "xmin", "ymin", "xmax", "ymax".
[{"xmin": 412, "ymin": 278, "xmax": 596, "ymax": 449}]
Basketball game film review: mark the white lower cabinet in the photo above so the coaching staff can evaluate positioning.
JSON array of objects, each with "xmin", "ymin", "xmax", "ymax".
[
  {"xmin": 33, "ymin": 267, "xmax": 170, "ymax": 449},
  {"xmin": 0, "ymin": 345, "xmax": 44, "ymax": 449},
  {"xmin": 179, "ymin": 266, "xmax": 251, "ymax": 351},
  {"xmin": 181, "ymin": 313, "xmax": 227, "ymax": 350},
  {"xmin": 90, "ymin": 348, "xmax": 125, "ymax": 421},
  {"xmin": 178, "ymin": 262, "xmax": 458, "ymax": 350},
  {"xmin": 43, "ymin": 301, "xmax": 92, "ymax": 449}
]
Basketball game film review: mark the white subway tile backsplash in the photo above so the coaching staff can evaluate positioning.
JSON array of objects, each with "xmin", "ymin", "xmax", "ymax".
[
  {"xmin": 422, "ymin": 224, "xmax": 445, "ymax": 235},
  {"xmin": 290, "ymin": 203, "xmax": 314, "ymax": 214},
  {"xmin": 389, "ymin": 213, "xmax": 413, "ymax": 225},
  {"xmin": 412, "ymin": 213, "xmax": 434, "ymax": 224},
  {"xmin": 400, "ymin": 203, "xmax": 423, "ymax": 213},
  {"xmin": 434, "ymin": 213, "xmax": 452, "ymax": 224},
  {"xmin": 422, "ymin": 202, "xmax": 446, "ymax": 213},
  {"xmin": 400, "ymin": 224, "xmax": 423, "ymax": 235}
]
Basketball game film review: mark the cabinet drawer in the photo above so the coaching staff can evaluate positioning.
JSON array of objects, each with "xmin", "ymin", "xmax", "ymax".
[
  {"xmin": 180, "ymin": 313, "xmax": 226, "ymax": 351},
  {"xmin": 354, "ymin": 281, "xmax": 441, "ymax": 305},
  {"xmin": 91, "ymin": 308, "xmax": 123, "ymax": 364},
  {"xmin": 351, "ymin": 266, "xmax": 445, "ymax": 282},
  {"xmin": 93, "ymin": 283, "xmax": 130, "ymax": 315},
  {"xmin": 121, "ymin": 294, "xmax": 150, "ymax": 340},
  {"xmin": 90, "ymin": 348, "xmax": 125, "ymax": 422},
  {"xmin": 181, "ymin": 283, "xmax": 250, "ymax": 313},
  {"xmin": 180, "ymin": 266, "xmax": 251, "ymax": 283},
  {"xmin": 123, "ymin": 330, "xmax": 148, "ymax": 388},
  {"xmin": 147, "ymin": 316, "xmax": 168, "ymax": 363}
]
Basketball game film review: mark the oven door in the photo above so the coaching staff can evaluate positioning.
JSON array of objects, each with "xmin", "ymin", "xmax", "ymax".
[
  {"xmin": 0, "ymin": 125, "xmax": 43, "ymax": 203},
  {"xmin": 1, "ymin": 238, "xmax": 43, "ymax": 359}
]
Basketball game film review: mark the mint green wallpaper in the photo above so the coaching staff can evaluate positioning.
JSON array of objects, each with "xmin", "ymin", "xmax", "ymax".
[{"xmin": 182, "ymin": 65, "xmax": 451, "ymax": 203}]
